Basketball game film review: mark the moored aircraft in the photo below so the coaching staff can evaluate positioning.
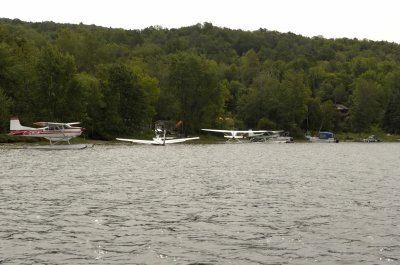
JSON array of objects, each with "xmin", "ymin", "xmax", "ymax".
[
  {"xmin": 116, "ymin": 129, "xmax": 199, "ymax": 145},
  {"xmin": 9, "ymin": 117, "xmax": 85, "ymax": 145},
  {"xmin": 201, "ymin": 129, "xmax": 267, "ymax": 142}
]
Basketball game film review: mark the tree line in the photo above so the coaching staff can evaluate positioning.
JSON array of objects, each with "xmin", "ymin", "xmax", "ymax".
[{"xmin": 1, "ymin": 18, "xmax": 400, "ymax": 139}]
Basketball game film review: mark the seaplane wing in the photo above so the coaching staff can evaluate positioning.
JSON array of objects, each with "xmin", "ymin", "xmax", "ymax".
[
  {"xmin": 66, "ymin": 122, "xmax": 81, "ymax": 126},
  {"xmin": 116, "ymin": 137, "xmax": 199, "ymax": 145},
  {"xmin": 268, "ymin": 130, "xmax": 284, "ymax": 134},
  {"xmin": 116, "ymin": 138, "xmax": 156, "ymax": 144},
  {"xmin": 164, "ymin": 137, "xmax": 200, "ymax": 143},
  {"xmin": 33, "ymin": 121, "xmax": 63, "ymax": 126},
  {"xmin": 33, "ymin": 121, "xmax": 81, "ymax": 127},
  {"xmin": 201, "ymin": 129, "xmax": 267, "ymax": 137},
  {"xmin": 202, "ymin": 129, "xmax": 267, "ymax": 134}
]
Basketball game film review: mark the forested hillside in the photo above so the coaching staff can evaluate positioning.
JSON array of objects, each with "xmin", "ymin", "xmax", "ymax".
[{"xmin": 1, "ymin": 18, "xmax": 400, "ymax": 139}]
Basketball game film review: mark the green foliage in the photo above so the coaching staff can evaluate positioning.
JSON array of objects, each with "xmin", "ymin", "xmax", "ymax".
[
  {"xmin": 350, "ymin": 91, "xmax": 373, "ymax": 132},
  {"xmin": 239, "ymin": 49, "xmax": 260, "ymax": 86},
  {"xmin": 0, "ymin": 42, "xmax": 16, "ymax": 90},
  {"xmin": 225, "ymin": 80, "xmax": 246, "ymax": 114},
  {"xmin": 383, "ymin": 71, "xmax": 400, "ymax": 134},
  {"xmin": 1, "ymin": 18, "xmax": 400, "ymax": 138},
  {"xmin": 384, "ymin": 92, "xmax": 400, "ymax": 134},
  {"xmin": 238, "ymin": 70, "xmax": 311, "ymax": 135},
  {"xmin": 238, "ymin": 74, "xmax": 281, "ymax": 128},
  {"xmin": 68, "ymin": 72, "xmax": 102, "ymax": 137},
  {"xmin": 350, "ymin": 72, "xmax": 386, "ymax": 132},
  {"xmin": 35, "ymin": 45, "xmax": 77, "ymax": 120},
  {"xmin": 93, "ymin": 63, "xmax": 159, "ymax": 139},
  {"xmin": 167, "ymin": 52, "xmax": 228, "ymax": 132},
  {"xmin": 0, "ymin": 88, "xmax": 12, "ymax": 132},
  {"xmin": 257, "ymin": 117, "xmax": 277, "ymax": 130},
  {"xmin": 320, "ymin": 100, "xmax": 340, "ymax": 131},
  {"xmin": 278, "ymin": 71, "xmax": 311, "ymax": 131}
]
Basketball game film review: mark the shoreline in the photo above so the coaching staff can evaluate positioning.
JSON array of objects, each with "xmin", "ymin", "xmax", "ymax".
[{"xmin": 1, "ymin": 133, "xmax": 399, "ymax": 145}]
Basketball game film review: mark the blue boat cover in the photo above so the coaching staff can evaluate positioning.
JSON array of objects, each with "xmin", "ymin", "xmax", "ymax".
[{"xmin": 319, "ymin": 131, "xmax": 334, "ymax": 139}]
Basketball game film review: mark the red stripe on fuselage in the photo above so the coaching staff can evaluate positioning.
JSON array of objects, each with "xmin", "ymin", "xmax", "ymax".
[{"xmin": 10, "ymin": 129, "xmax": 82, "ymax": 136}]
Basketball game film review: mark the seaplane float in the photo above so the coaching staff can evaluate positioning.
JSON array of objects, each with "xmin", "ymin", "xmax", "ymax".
[
  {"xmin": 116, "ymin": 129, "xmax": 199, "ymax": 145},
  {"xmin": 201, "ymin": 129, "xmax": 293, "ymax": 143},
  {"xmin": 9, "ymin": 117, "xmax": 92, "ymax": 150}
]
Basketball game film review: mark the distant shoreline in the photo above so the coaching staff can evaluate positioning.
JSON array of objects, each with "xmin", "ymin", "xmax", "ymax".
[{"xmin": 1, "ymin": 134, "xmax": 399, "ymax": 145}]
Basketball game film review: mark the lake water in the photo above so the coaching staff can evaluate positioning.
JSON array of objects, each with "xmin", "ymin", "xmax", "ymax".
[{"xmin": 0, "ymin": 142, "xmax": 399, "ymax": 264}]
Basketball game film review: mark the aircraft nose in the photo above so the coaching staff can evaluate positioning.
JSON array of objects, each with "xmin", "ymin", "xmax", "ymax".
[{"xmin": 81, "ymin": 127, "xmax": 86, "ymax": 132}]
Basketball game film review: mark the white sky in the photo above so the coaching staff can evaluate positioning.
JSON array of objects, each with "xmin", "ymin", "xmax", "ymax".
[{"xmin": 1, "ymin": 0, "xmax": 399, "ymax": 43}]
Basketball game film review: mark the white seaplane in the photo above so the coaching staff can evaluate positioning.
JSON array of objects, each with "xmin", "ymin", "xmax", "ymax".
[
  {"xmin": 201, "ymin": 129, "xmax": 267, "ymax": 142},
  {"xmin": 9, "ymin": 117, "xmax": 90, "ymax": 149},
  {"xmin": 116, "ymin": 129, "xmax": 199, "ymax": 145}
]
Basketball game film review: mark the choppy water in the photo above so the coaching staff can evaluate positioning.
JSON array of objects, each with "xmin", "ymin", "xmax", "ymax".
[{"xmin": 0, "ymin": 142, "xmax": 399, "ymax": 265}]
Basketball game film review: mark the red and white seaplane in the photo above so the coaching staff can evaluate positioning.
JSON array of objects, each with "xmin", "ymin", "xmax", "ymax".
[{"xmin": 9, "ymin": 117, "xmax": 89, "ymax": 149}]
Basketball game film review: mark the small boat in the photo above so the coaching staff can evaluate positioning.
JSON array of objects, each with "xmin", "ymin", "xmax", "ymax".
[
  {"xmin": 354, "ymin": 135, "xmax": 382, "ymax": 143},
  {"xmin": 306, "ymin": 131, "xmax": 339, "ymax": 143}
]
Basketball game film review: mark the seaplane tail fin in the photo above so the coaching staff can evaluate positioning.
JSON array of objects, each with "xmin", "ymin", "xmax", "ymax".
[{"xmin": 10, "ymin": 117, "xmax": 34, "ymax": 131}]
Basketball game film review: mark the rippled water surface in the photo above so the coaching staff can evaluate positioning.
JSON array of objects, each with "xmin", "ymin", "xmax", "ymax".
[{"xmin": 1, "ymin": 142, "xmax": 399, "ymax": 264}]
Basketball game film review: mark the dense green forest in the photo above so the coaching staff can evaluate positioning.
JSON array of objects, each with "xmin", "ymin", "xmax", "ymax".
[{"xmin": 1, "ymin": 18, "xmax": 400, "ymax": 139}]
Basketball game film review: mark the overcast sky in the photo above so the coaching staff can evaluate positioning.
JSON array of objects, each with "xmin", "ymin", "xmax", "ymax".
[{"xmin": 1, "ymin": 0, "xmax": 399, "ymax": 43}]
